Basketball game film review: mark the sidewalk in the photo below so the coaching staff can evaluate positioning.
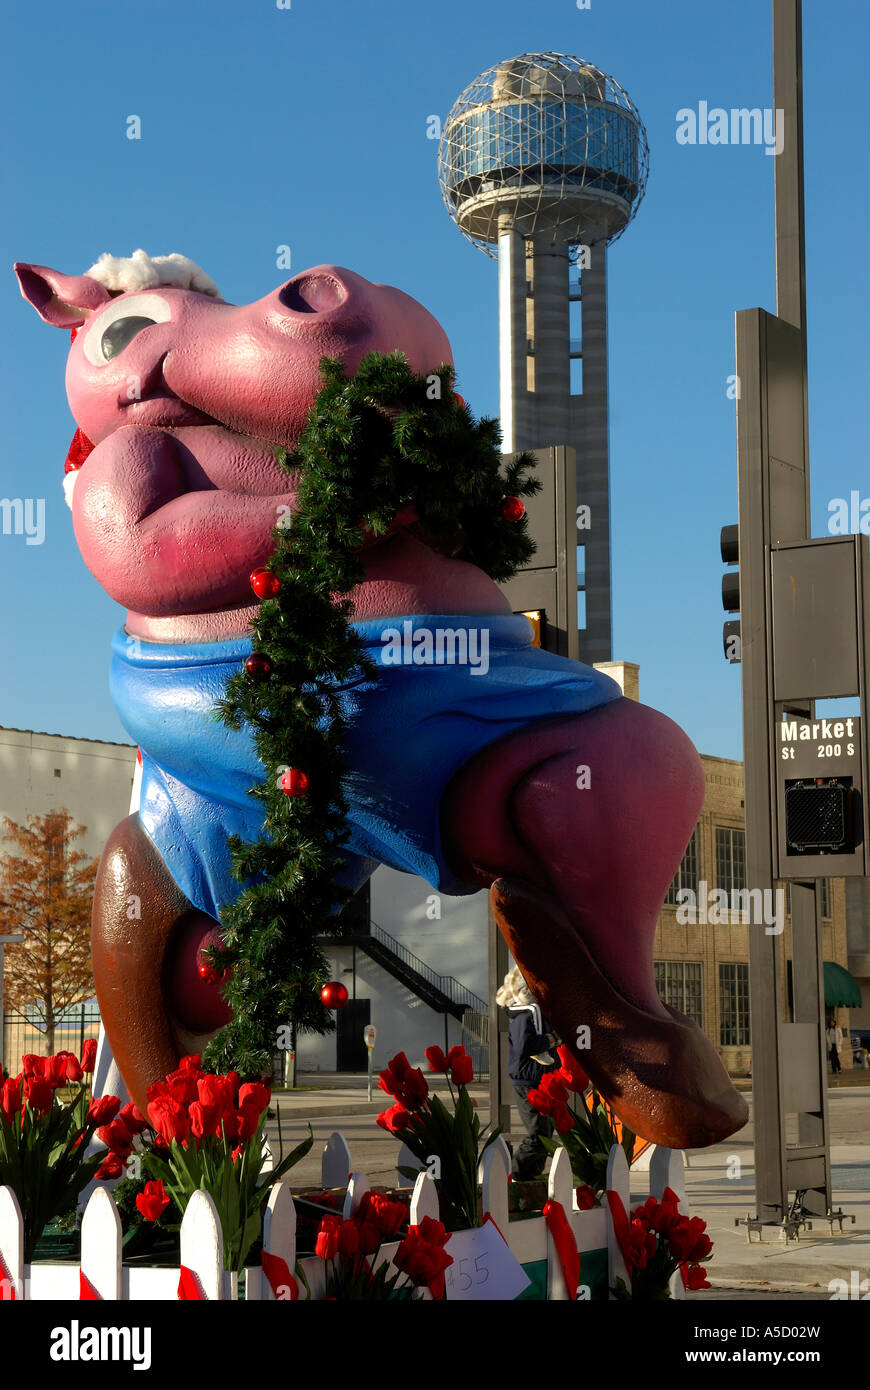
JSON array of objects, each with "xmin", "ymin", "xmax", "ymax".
[{"xmin": 271, "ymin": 1072, "xmax": 490, "ymax": 1119}]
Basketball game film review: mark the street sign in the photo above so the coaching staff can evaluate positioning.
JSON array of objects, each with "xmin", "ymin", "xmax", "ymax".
[
  {"xmin": 363, "ymin": 1025, "xmax": 376, "ymax": 1049},
  {"xmin": 776, "ymin": 715, "xmax": 863, "ymax": 874}
]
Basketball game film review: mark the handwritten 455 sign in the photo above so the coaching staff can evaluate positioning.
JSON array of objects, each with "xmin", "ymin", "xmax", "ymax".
[{"xmin": 444, "ymin": 1219, "xmax": 531, "ymax": 1302}]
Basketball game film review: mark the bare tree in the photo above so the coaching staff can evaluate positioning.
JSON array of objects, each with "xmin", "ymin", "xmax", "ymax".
[{"xmin": 0, "ymin": 810, "xmax": 97, "ymax": 1053}]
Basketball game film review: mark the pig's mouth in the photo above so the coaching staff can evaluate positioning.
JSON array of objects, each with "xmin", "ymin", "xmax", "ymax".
[{"xmin": 122, "ymin": 392, "xmax": 217, "ymax": 430}]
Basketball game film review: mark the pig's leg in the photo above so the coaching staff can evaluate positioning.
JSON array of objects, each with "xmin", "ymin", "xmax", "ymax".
[{"xmin": 440, "ymin": 698, "xmax": 748, "ymax": 1148}]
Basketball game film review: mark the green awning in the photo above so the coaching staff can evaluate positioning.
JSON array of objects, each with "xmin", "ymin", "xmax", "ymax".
[{"xmin": 824, "ymin": 961, "xmax": 863, "ymax": 1009}]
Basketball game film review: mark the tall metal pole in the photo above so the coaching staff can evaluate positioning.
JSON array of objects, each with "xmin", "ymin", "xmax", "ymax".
[
  {"xmin": 740, "ymin": 0, "xmax": 833, "ymax": 1226},
  {"xmin": 774, "ymin": 0, "xmax": 807, "ymax": 334}
]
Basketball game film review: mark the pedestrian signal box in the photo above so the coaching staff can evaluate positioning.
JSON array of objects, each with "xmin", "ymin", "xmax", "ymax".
[{"xmin": 770, "ymin": 535, "xmax": 870, "ymax": 877}]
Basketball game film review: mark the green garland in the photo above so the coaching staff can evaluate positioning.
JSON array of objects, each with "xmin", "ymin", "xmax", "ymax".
[{"xmin": 201, "ymin": 352, "xmax": 540, "ymax": 1078}]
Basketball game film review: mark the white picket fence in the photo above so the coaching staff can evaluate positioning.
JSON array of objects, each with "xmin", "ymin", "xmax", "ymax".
[{"xmin": 0, "ymin": 1133, "xmax": 689, "ymax": 1301}]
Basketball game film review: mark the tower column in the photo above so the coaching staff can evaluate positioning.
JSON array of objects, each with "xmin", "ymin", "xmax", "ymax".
[
  {"xmin": 526, "ymin": 235, "xmax": 572, "ymax": 448},
  {"xmin": 497, "ymin": 221, "xmax": 530, "ymax": 453}
]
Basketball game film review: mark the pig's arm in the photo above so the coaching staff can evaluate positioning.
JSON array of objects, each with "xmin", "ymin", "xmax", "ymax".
[{"xmin": 72, "ymin": 426, "xmax": 298, "ymax": 617}]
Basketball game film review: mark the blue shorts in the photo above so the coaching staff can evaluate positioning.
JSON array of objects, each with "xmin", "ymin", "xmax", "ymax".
[{"xmin": 110, "ymin": 615, "xmax": 622, "ymax": 916}]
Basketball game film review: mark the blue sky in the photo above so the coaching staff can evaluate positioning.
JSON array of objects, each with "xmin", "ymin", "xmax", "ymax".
[{"xmin": 2, "ymin": 0, "xmax": 868, "ymax": 761}]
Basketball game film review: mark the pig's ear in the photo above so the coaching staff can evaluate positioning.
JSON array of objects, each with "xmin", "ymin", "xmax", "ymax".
[{"xmin": 14, "ymin": 262, "xmax": 111, "ymax": 328}]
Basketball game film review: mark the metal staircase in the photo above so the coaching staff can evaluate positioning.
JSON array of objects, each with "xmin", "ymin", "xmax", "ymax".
[{"xmin": 323, "ymin": 920, "xmax": 490, "ymax": 1062}]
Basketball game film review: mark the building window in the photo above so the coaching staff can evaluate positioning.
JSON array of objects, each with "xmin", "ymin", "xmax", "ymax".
[
  {"xmin": 664, "ymin": 827, "xmax": 700, "ymax": 906},
  {"xmin": 715, "ymin": 827, "xmax": 746, "ymax": 896},
  {"xmin": 785, "ymin": 879, "xmax": 831, "ymax": 919},
  {"xmin": 719, "ymin": 963, "xmax": 750, "ymax": 1046},
  {"xmin": 654, "ymin": 961, "xmax": 703, "ymax": 1027},
  {"xmin": 53, "ymin": 768, "xmax": 62, "ymax": 778},
  {"xmin": 577, "ymin": 589, "xmax": 586, "ymax": 630}
]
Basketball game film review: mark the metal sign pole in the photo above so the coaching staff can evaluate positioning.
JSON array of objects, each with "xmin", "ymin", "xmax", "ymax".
[{"xmin": 736, "ymin": 0, "xmax": 838, "ymax": 1229}]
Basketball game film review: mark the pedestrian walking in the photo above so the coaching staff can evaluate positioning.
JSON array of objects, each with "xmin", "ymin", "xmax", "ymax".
[
  {"xmin": 496, "ymin": 965, "xmax": 560, "ymax": 1180},
  {"xmin": 826, "ymin": 1017, "xmax": 844, "ymax": 1074}
]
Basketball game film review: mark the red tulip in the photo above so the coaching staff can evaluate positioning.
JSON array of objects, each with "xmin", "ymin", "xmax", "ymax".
[
  {"xmin": 178, "ymin": 1054, "xmax": 202, "ymax": 1075},
  {"xmin": 80, "ymin": 1038, "xmax": 98, "ymax": 1073},
  {"xmin": 237, "ymin": 1081, "xmax": 270, "ymax": 1115},
  {"xmin": 197, "ymin": 1075, "xmax": 234, "ymax": 1111},
  {"xmin": 356, "ymin": 1220, "xmax": 381, "ymax": 1255},
  {"xmin": 88, "ymin": 1094, "xmax": 121, "ymax": 1127},
  {"xmin": 575, "ymin": 1185, "xmax": 597, "ymax": 1210},
  {"xmin": 449, "ymin": 1054, "xmax": 474, "ymax": 1087},
  {"xmin": 62, "ymin": 1054, "xmax": 84, "ymax": 1083},
  {"xmin": 219, "ymin": 1108, "xmax": 241, "ymax": 1144},
  {"xmin": 315, "ymin": 1215, "xmax": 342, "ymax": 1260},
  {"xmin": 164, "ymin": 1069, "xmax": 199, "ymax": 1106},
  {"xmin": 0, "ymin": 1077, "xmax": 21, "ymax": 1125},
  {"xmin": 136, "ymin": 1180, "xmax": 169, "ymax": 1222},
  {"xmin": 95, "ymin": 1152, "xmax": 124, "ymax": 1180},
  {"xmin": 685, "ymin": 1263, "xmax": 711, "ymax": 1290},
  {"xmin": 42, "ymin": 1055, "xmax": 69, "ymax": 1088},
  {"xmin": 553, "ymin": 1103, "xmax": 574, "ymax": 1135},
  {"xmin": 21, "ymin": 1055, "xmax": 44, "ymax": 1078},
  {"xmin": 337, "ymin": 1221, "xmax": 360, "ymax": 1258},
  {"xmin": 527, "ymin": 1072, "xmax": 569, "ymax": 1117},
  {"xmin": 146, "ymin": 1096, "xmax": 190, "ymax": 1146},
  {"xmin": 23, "ymin": 1076, "xmax": 52, "ymax": 1114},
  {"xmin": 97, "ymin": 1117, "xmax": 134, "ymax": 1156},
  {"xmin": 418, "ymin": 1215, "xmax": 449, "ymax": 1247},
  {"xmin": 119, "ymin": 1102, "xmax": 149, "ymax": 1136},
  {"xmin": 375, "ymin": 1103, "xmax": 413, "ymax": 1134},
  {"xmin": 357, "ymin": 1192, "xmax": 407, "ymax": 1239},
  {"xmin": 556, "ymin": 1045, "xmax": 589, "ymax": 1094},
  {"xmin": 424, "ymin": 1045, "xmax": 449, "ymax": 1074},
  {"xmin": 235, "ymin": 1103, "xmax": 261, "ymax": 1144},
  {"xmin": 385, "ymin": 1068, "xmax": 428, "ymax": 1109},
  {"xmin": 189, "ymin": 1100, "xmax": 221, "ymax": 1141},
  {"xmin": 393, "ymin": 1220, "xmax": 453, "ymax": 1287},
  {"xmin": 387, "ymin": 1052, "xmax": 413, "ymax": 1082}
]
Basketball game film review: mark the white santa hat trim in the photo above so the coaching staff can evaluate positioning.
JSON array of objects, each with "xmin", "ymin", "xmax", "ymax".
[
  {"xmin": 84, "ymin": 249, "xmax": 221, "ymax": 300},
  {"xmin": 63, "ymin": 470, "xmax": 78, "ymax": 511}
]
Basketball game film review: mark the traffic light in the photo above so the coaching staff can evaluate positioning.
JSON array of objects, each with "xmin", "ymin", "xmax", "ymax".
[{"xmin": 720, "ymin": 523, "xmax": 741, "ymax": 663}]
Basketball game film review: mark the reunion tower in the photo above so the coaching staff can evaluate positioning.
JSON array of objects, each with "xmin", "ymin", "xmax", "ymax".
[{"xmin": 438, "ymin": 53, "xmax": 649, "ymax": 664}]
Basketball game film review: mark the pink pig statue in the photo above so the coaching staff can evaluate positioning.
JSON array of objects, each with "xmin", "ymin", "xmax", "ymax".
[{"xmin": 16, "ymin": 250, "xmax": 747, "ymax": 1147}]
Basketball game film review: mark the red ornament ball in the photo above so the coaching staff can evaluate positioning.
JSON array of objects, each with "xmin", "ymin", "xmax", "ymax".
[
  {"xmin": 198, "ymin": 962, "xmax": 222, "ymax": 986},
  {"xmin": 321, "ymin": 981, "xmax": 349, "ymax": 1009},
  {"xmin": 453, "ymin": 393, "xmax": 466, "ymax": 409},
  {"xmin": 250, "ymin": 568, "xmax": 281, "ymax": 599},
  {"xmin": 501, "ymin": 496, "xmax": 526, "ymax": 523},
  {"xmin": 245, "ymin": 653, "xmax": 272, "ymax": 678},
  {"xmin": 281, "ymin": 768, "xmax": 310, "ymax": 796}
]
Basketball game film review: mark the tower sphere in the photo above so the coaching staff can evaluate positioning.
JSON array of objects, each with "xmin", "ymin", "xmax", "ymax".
[{"xmin": 438, "ymin": 52, "xmax": 649, "ymax": 257}]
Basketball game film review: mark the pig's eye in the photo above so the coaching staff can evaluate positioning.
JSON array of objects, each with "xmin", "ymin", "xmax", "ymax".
[
  {"xmin": 100, "ymin": 316, "xmax": 157, "ymax": 360},
  {"xmin": 81, "ymin": 292, "xmax": 172, "ymax": 366}
]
